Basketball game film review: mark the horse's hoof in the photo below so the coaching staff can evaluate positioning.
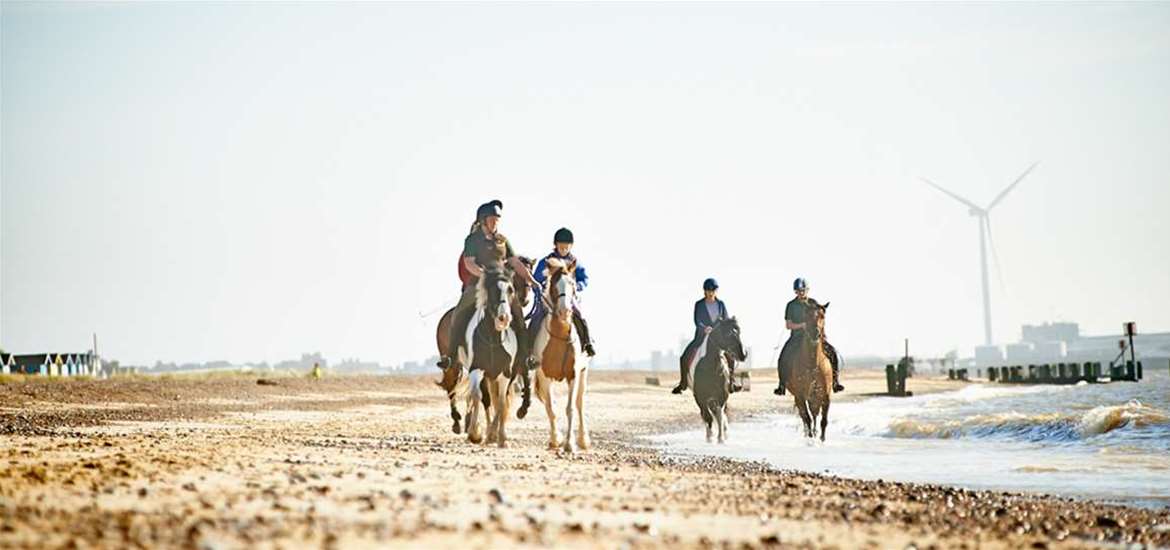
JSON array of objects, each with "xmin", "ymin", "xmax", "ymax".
[
  {"xmin": 452, "ymin": 421, "xmax": 462, "ymax": 434},
  {"xmin": 577, "ymin": 437, "xmax": 591, "ymax": 451},
  {"xmin": 469, "ymin": 433, "xmax": 483, "ymax": 444},
  {"xmin": 548, "ymin": 440, "xmax": 560, "ymax": 450},
  {"xmin": 517, "ymin": 406, "xmax": 529, "ymax": 420},
  {"xmin": 498, "ymin": 439, "xmax": 508, "ymax": 449}
]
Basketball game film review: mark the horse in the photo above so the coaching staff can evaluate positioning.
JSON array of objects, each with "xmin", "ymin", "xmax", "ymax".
[
  {"xmin": 693, "ymin": 318, "xmax": 747, "ymax": 444},
  {"xmin": 529, "ymin": 257, "xmax": 591, "ymax": 453},
  {"xmin": 434, "ymin": 257, "xmax": 532, "ymax": 434},
  {"xmin": 455, "ymin": 261, "xmax": 525, "ymax": 446},
  {"xmin": 784, "ymin": 301, "xmax": 832, "ymax": 441}
]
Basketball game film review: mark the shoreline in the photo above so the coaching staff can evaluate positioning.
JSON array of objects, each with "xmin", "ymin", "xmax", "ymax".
[{"xmin": 2, "ymin": 370, "xmax": 1168, "ymax": 548}]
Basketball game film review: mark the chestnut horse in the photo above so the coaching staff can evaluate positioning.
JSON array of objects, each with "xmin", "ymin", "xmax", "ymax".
[
  {"xmin": 529, "ymin": 258, "xmax": 591, "ymax": 453},
  {"xmin": 784, "ymin": 302, "xmax": 833, "ymax": 441},
  {"xmin": 434, "ymin": 257, "xmax": 532, "ymax": 435}
]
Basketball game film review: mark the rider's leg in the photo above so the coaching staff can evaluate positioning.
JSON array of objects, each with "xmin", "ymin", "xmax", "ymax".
[
  {"xmin": 571, "ymin": 305, "xmax": 595, "ymax": 357},
  {"xmin": 442, "ymin": 285, "xmax": 479, "ymax": 368},
  {"xmin": 824, "ymin": 339, "xmax": 844, "ymax": 392},
  {"xmin": 509, "ymin": 301, "xmax": 535, "ymax": 418},
  {"xmin": 672, "ymin": 338, "xmax": 700, "ymax": 394},
  {"xmin": 524, "ymin": 306, "xmax": 546, "ymax": 369},
  {"xmin": 775, "ymin": 335, "xmax": 796, "ymax": 395}
]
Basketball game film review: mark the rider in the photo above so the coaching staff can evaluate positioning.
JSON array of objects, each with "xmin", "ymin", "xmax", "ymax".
[
  {"xmin": 439, "ymin": 200, "xmax": 539, "ymax": 370},
  {"xmin": 672, "ymin": 278, "xmax": 741, "ymax": 394},
  {"xmin": 774, "ymin": 277, "xmax": 843, "ymax": 395},
  {"xmin": 527, "ymin": 227, "xmax": 596, "ymax": 362}
]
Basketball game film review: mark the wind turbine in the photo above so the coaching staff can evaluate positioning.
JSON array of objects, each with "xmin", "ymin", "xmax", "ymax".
[{"xmin": 921, "ymin": 162, "xmax": 1038, "ymax": 346}]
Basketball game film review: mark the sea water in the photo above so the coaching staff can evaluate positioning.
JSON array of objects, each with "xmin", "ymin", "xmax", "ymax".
[{"xmin": 650, "ymin": 369, "xmax": 1170, "ymax": 508}]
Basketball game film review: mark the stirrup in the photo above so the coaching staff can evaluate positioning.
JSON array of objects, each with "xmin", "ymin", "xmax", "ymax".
[{"xmin": 437, "ymin": 356, "xmax": 452, "ymax": 369}]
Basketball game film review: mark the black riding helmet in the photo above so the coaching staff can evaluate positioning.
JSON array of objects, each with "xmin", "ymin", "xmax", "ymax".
[
  {"xmin": 553, "ymin": 227, "xmax": 574, "ymax": 244},
  {"xmin": 703, "ymin": 278, "xmax": 719, "ymax": 291},
  {"xmin": 476, "ymin": 200, "xmax": 503, "ymax": 221}
]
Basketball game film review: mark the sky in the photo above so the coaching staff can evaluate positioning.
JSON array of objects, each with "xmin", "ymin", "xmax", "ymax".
[{"xmin": 2, "ymin": 2, "xmax": 1169, "ymax": 367}]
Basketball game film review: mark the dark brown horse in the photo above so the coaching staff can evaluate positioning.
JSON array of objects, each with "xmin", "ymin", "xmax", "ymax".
[
  {"xmin": 434, "ymin": 256, "xmax": 532, "ymax": 434},
  {"xmin": 784, "ymin": 302, "xmax": 833, "ymax": 441}
]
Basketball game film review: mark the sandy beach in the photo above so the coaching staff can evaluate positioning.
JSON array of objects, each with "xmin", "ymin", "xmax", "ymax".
[{"xmin": 1, "ymin": 369, "xmax": 1168, "ymax": 549}]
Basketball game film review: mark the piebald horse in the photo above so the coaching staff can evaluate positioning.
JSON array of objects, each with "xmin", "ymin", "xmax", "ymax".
[
  {"xmin": 693, "ymin": 318, "xmax": 747, "ymax": 444},
  {"xmin": 784, "ymin": 301, "xmax": 833, "ymax": 441},
  {"xmin": 458, "ymin": 261, "xmax": 523, "ymax": 446},
  {"xmin": 530, "ymin": 258, "xmax": 591, "ymax": 453},
  {"xmin": 434, "ymin": 257, "xmax": 532, "ymax": 434}
]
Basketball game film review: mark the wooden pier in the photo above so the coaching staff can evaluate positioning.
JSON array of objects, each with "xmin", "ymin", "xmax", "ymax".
[{"xmin": 947, "ymin": 360, "xmax": 1144, "ymax": 385}]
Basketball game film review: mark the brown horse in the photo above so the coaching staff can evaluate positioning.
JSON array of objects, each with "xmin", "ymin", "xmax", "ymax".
[
  {"xmin": 530, "ymin": 258, "xmax": 591, "ymax": 452},
  {"xmin": 784, "ymin": 301, "xmax": 833, "ymax": 441},
  {"xmin": 434, "ymin": 256, "xmax": 532, "ymax": 435}
]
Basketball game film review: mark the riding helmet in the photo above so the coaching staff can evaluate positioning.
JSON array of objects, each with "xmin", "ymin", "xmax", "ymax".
[
  {"xmin": 703, "ymin": 278, "xmax": 719, "ymax": 291},
  {"xmin": 476, "ymin": 200, "xmax": 503, "ymax": 221},
  {"xmin": 553, "ymin": 227, "xmax": 574, "ymax": 244},
  {"xmin": 793, "ymin": 277, "xmax": 808, "ymax": 291}
]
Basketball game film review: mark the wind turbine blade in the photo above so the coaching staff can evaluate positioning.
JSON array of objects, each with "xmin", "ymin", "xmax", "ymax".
[
  {"xmin": 985, "ymin": 215, "xmax": 1007, "ymax": 294},
  {"xmin": 920, "ymin": 178, "xmax": 983, "ymax": 212},
  {"xmin": 987, "ymin": 161, "xmax": 1039, "ymax": 211}
]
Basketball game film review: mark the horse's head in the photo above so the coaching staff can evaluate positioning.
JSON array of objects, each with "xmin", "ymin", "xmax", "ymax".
[
  {"xmin": 804, "ymin": 301, "xmax": 829, "ymax": 343},
  {"xmin": 543, "ymin": 258, "xmax": 577, "ymax": 322},
  {"xmin": 477, "ymin": 261, "xmax": 515, "ymax": 333},
  {"xmin": 712, "ymin": 317, "xmax": 747, "ymax": 362}
]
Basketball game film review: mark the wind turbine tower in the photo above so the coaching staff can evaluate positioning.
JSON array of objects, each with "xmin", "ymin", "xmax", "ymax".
[{"xmin": 921, "ymin": 163, "xmax": 1038, "ymax": 345}]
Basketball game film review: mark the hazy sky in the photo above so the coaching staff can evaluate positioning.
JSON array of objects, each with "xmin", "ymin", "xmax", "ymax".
[{"xmin": 3, "ymin": 2, "xmax": 1168, "ymax": 367}]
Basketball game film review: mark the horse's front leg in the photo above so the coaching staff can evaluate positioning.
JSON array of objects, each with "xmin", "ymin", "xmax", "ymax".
[
  {"xmin": 536, "ymin": 371, "xmax": 560, "ymax": 449},
  {"xmin": 449, "ymin": 398, "xmax": 462, "ymax": 434},
  {"xmin": 562, "ymin": 376, "xmax": 577, "ymax": 454},
  {"xmin": 485, "ymin": 377, "xmax": 501, "ymax": 445},
  {"xmin": 497, "ymin": 375, "xmax": 516, "ymax": 448},
  {"xmin": 819, "ymin": 401, "xmax": 830, "ymax": 442},
  {"xmin": 717, "ymin": 403, "xmax": 728, "ymax": 444},
  {"xmin": 574, "ymin": 367, "xmax": 590, "ymax": 450}
]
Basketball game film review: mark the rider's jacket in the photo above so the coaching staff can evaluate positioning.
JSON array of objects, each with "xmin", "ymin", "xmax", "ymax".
[
  {"xmin": 533, "ymin": 251, "xmax": 588, "ymax": 293},
  {"xmin": 784, "ymin": 297, "xmax": 820, "ymax": 334},
  {"xmin": 458, "ymin": 231, "xmax": 514, "ymax": 288},
  {"xmin": 692, "ymin": 298, "xmax": 729, "ymax": 341}
]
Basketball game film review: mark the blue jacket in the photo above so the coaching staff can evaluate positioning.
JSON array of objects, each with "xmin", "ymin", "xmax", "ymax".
[
  {"xmin": 534, "ymin": 251, "xmax": 588, "ymax": 293},
  {"xmin": 692, "ymin": 298, "xmax": 729, "ymax": 341}
]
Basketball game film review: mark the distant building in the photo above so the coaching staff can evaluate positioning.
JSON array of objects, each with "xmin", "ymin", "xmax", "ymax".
[
  {"xmin": 3, "ymin": 352, "xmax": 100, "ymax": 376},
  {"xmin": 1021, "ymin": 322, "xmax": 1080, "ymax": 345}
]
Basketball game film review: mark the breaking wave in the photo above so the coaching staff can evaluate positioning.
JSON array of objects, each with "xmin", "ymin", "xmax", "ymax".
[{"xmin": 884, "ymin": 400, "xmax": 1169, "ymax": 443}]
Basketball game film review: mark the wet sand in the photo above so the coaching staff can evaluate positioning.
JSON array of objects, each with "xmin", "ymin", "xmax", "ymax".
[{"xmin": 1, "ymin": 369, "xmax": 1168, "ymax": 549}]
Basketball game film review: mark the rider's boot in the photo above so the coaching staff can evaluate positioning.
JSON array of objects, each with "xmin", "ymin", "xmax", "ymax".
[
  {"xmin": 671, "ymin": 360, "xmax": 689, "ymax": 394},
  {"xmin": 774, "ymin": 366, "xmax": 786, "ymax": 396},
  {"xmin": 571, "ymin": 312, "xmax": 596, "ymax": 357},
  {"xmin": 832, "ymin": 365, "xmax": 845, "ymax": 393}
]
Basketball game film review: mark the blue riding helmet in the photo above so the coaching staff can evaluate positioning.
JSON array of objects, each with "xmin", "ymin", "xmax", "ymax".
[
  {"xmin": 703, "ymin": 278, "xmax": 719, "ymax": 291},
  {"xmin": 793, "ymin": 277, "xmax": 808, "ymax": 291}
]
